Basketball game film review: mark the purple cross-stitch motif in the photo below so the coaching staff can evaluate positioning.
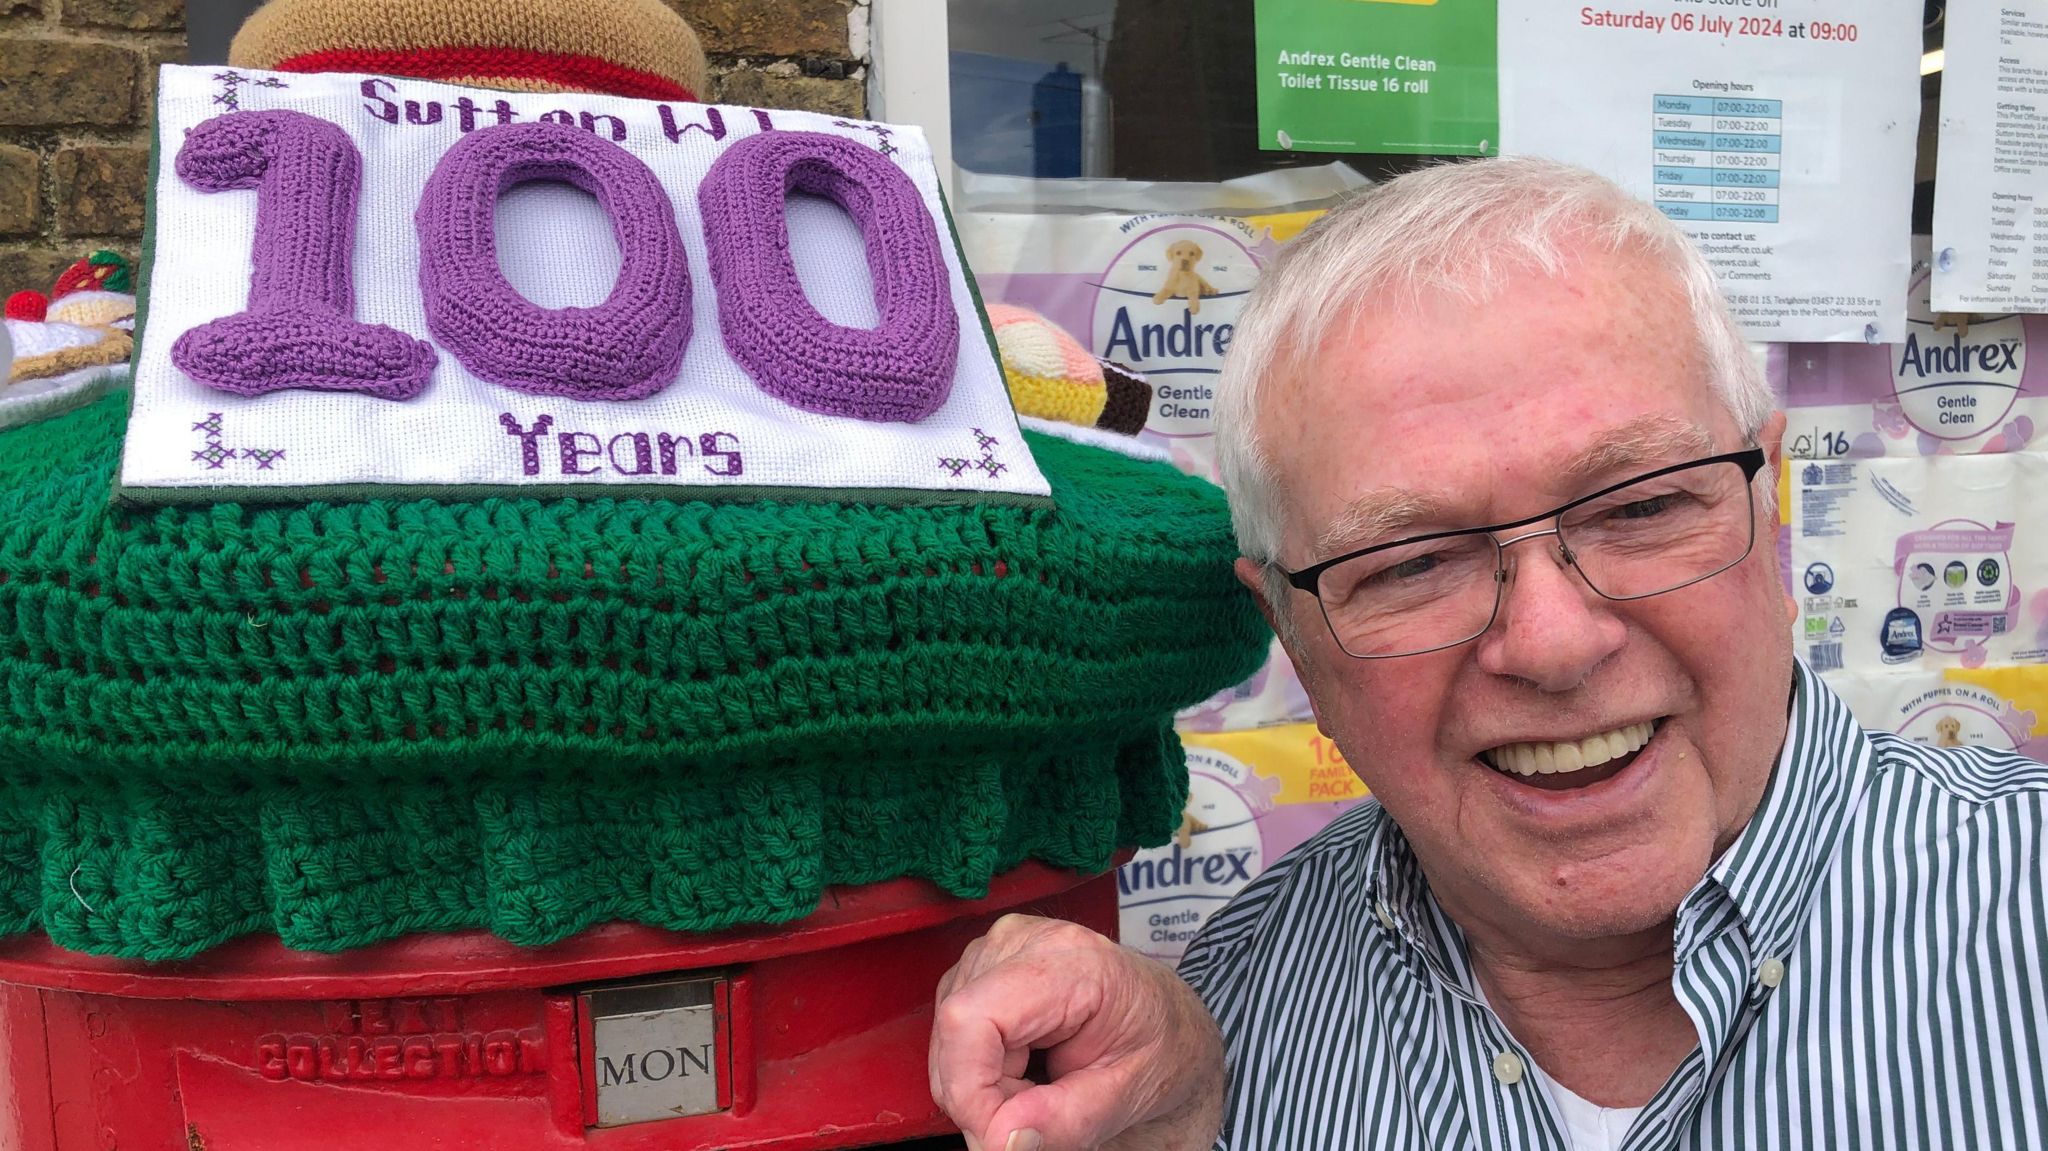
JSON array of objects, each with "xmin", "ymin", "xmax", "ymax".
[
  {"xmin": 193, "ymin": 442, "xmax": 235, "ymax": 469},
  {"xmin": 831, "ymin": 120, "xmax": 899, "ymax": 156},
  {"xmin": 211, "ymin": 70, "xmax": 288, "ymax": 112},
  {"xmin": 939, "ymin": 428, "xmax": 1005, "ymax": 480},
  {"xmin": 191, "ymin": 410, "xmax": 284, "ymax": 473}
]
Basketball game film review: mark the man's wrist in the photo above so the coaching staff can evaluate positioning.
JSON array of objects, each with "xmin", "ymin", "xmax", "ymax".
[{"xmin": 1105, "ymin": 961, "xmax": 1226, "ymax": 1151}]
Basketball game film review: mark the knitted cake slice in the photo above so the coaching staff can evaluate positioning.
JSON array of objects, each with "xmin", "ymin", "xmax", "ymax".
[{"xmin": 0, "ymin": 392, "xmax": 1268, "ymax": 959}]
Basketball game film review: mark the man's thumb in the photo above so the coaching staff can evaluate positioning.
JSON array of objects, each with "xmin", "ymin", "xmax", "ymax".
[{"xmin": 981, "ymin": 1072, "xmax": 1133, "ymax": 1151}]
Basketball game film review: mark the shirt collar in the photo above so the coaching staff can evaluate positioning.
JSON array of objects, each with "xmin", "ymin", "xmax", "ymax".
[
  {"xmin": 1362, "ymin": 815, "xmax": 1463, "ymax": 985},
  {"xmin": 1362, "ymin": 658, "xmax": 1872, "ymax": 972},
  {"xmin": 1695, "ymin": 657, "xmax": 1874, "ymax": 962}
]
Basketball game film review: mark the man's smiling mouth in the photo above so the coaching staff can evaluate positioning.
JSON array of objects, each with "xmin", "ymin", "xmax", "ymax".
[{"xmin": 1477, "ymin": 720, "xmax": 1661, "ymax": 791}]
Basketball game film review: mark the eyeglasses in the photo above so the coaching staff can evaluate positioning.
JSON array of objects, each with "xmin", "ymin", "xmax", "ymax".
[{"xmin": 1282, "ymin": 448, "xmax": 1768, "ymax": 659}]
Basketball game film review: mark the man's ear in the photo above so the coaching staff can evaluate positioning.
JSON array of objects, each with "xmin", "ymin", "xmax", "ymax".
[
  {"xmin": 1233, "ymin": 556, "xmax": 1283, "ymax": 636},
  {"xmin": 1760, "ymin": 408, "xmax": 1787, "ymax": 469},
  {"xmin": 1233, "ymin": 556, "xmax": 1336, "ymax": 737},
  {"xmin": 1758, "ymin": 410, "xmax": 1796, "ymax": 626}
]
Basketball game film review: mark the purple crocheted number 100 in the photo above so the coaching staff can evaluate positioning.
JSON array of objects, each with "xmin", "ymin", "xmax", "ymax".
[
  {"xmin": 170, "ymin": 113, "xmax": 959, "ymax": 424},
  {"xmin": 171, "ymin": 110, "xmax": 438, "ymax": 400},
  {"xmin": 416, "ymin": 122, "xmax": 691, "ymax": 402},
  {"xmin": 699, "ymin": 130, "xmax": 959, "ymax": 423}
]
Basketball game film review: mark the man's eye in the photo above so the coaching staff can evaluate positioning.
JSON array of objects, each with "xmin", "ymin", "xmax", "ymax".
[
  {"xmin": 1613, "ymin": 494, "xmax": 1682, "ymax": 520},
  {"xmin": 1375, "ymin": 553, "xmax": 1442, "ymax": 582}
]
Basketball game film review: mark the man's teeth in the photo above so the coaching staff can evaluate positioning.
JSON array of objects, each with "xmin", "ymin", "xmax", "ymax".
[{"xmin": 1485, "ymin": 722, "xmax": 1656, "ymax": 777}]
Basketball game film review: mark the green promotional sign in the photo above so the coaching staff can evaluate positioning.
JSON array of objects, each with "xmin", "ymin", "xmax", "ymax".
[{"xmin": 1254, "ymin": 0, "xmax": 1498, "ymax": 155}]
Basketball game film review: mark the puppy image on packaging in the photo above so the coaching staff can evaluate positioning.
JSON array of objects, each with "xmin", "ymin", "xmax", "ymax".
[
  {"xmin": 1934, "ymin": 714, "xmax": 1966, "ymax": 748},
  {"xmin": 1153, "ymin": 239, "xmax": 1219, "ymax": 314}
]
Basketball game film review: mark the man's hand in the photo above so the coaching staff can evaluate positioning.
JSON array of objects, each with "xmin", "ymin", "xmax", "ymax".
[{"xmin": 929, "ymin": 914, "xmax": 1226, "ymax": 1151}]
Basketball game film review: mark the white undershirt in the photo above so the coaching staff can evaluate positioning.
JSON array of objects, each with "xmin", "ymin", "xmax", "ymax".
[{"xmin": 1521, "ymin": 1056, "xmax": 1646, "ymax": 1151}]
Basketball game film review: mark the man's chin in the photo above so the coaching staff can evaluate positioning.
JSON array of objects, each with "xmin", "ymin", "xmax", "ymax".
[
  {"xmin": 1502, "ymin": 850, "xmax": 1708, "ymax": 944},
  {"xmin": 1523, "ymin": 896, "xmax": 1684, "ymax": 944}
]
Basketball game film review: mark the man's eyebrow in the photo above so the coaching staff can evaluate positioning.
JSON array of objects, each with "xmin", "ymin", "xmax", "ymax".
[
  {"xmin": 1558, "ymin": 415, "xmax": 1719, "ymax": 485},
  {"xmin": 1305, "ymin": 415, "xmax": 1721, "ymax": 561},
  {"xmin": 1311, "ymin": 489, "xmax": 1449, "ymax": 559}
]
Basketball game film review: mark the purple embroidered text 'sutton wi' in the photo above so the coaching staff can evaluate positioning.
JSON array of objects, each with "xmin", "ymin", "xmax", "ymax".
[
  {"xmin": 171, "ymin": 110, "xmax": 439, "ymax": 400},
  {"xmin": 698, "ymin": 130, "xmax": 959, "ymax": 423},
  {"xmin": 416, "ymin": 122, "xmax": 691, "ymax": 402}
]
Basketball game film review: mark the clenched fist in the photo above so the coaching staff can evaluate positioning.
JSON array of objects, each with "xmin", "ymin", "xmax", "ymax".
[{"xmin": 929, "ymin": 914, "xmax": 1225, "ymax": 1151}]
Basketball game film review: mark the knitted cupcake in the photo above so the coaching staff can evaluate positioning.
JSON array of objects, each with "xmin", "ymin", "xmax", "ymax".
[
  {"xmin": 988, "ymin": 303, "xmax": 1109, "ymax": 427},
  {"xmin": 987, "ymin": 303, "xmax": 1156, "ymax": 437},
  {"xmin": 0, "ymin": 2, "xmax": 1267, "ymax": 962},
  {"xmin": 45, "ymin": 250, "xmax": 138, "ymax": 330}
]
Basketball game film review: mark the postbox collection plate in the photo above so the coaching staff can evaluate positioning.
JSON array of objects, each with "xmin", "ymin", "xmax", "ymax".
[{"xmin": 582, "ymin": 977, "xmax": 726, "ymax": 1126}]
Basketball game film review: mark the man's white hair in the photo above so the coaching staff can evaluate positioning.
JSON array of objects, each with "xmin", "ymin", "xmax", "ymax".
[{"xmin": 1215, "ymin": 157, "xmax": 1775, "ymax": 593}]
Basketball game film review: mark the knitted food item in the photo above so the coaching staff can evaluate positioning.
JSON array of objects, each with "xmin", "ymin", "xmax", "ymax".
[
  {"xmin": 5, "ymin": 319, "xmax": 130, "ymax": 385},
  {"xmin": 44, "ymin": 251, "xmax": 137, "ymax": 331},
  {"xmin": 0, "ymin": 392, "xmax": 1269, "ymax": 960},
  {"xmin": 6, "ymin": 291, "xmax": 48, "ymax": 322},
  {"xmin": 988, "ymin": 304, "xmax": 1108, "ymax": 429},
  {"xmin": 52, "ymin": 249, "xmax": 133, "ymax": 297},
  {"xmin": 229, "ymin": 0, "xmax": 710, "ymax": 101},
  {"xmin": 44, "ymin": 293, "xmax": 134, "ymax": 331},
  {"xmin": 1097, "ymin": 359, "xmax": 1154, "ymax": 435}
]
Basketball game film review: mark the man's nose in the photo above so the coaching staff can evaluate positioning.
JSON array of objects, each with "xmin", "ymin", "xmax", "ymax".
[{"xmin": 1471, "ymin": 531, "xmax": 1628, "ymax": 691}]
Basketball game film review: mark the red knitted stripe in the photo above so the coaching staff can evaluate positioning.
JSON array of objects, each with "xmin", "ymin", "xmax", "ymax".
[{"xmin": 274, "ymin": 46, "xmax": 695, "ymax": 102}]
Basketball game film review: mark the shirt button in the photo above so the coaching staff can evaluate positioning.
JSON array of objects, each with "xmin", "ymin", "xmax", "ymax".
[
  {"xmin": 1492, "ymin": 1051, "xmax": 1525, "ymax": 1086},
  {"xmin": 1758, "ymin": 957, "xmax": 1787, "ymax": 989},
  {"xmin": 1375, "ymin": 901, "xmax": 1397, "ymax": 931}
]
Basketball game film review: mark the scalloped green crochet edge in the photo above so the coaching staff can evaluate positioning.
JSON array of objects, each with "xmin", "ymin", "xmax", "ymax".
[{"xmin": 0, "ymin": 392, "xmax": 1269, "ymax": 958}]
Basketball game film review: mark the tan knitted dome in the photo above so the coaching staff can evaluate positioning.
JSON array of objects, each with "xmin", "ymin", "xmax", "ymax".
[{"xmin": 229, "ymin": 0, "xmax": 711, "ymax": 102}]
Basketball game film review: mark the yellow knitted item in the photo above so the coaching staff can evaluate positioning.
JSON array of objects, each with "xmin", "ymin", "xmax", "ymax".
[
  {"xmin": 230, "ymin": 0, "xmax": 711, "ymax": 102},
  {"xmin": 988, "ymin": 304, "xmax": 1108, "ymax": 428},
  {"xmin": 45, "ymin": 291, "xmax": 136, "ymax": 331}
]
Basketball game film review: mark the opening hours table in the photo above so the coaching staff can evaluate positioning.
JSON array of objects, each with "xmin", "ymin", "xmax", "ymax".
[{"xmin": 1651, "ymin": 93, "xmax": 1783, "ymax": 224}]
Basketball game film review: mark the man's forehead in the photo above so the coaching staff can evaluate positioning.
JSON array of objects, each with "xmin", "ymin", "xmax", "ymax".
[
  {"xmin": 1304, "ymin": 413, "xmax": 1719, "ymax": 557},
  {"xmin": 1280, "ymin": 240, "xmax": 1694, "ymax": 360}
]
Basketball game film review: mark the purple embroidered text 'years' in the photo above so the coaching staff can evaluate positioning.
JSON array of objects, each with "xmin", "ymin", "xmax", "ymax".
[
  {"xmin": 170, "ymin": 110, "xmax": 439, "ymax": 400},
  {"xmin": 416, "ymin": 121, "xmax": 691, "ymax": 402}
]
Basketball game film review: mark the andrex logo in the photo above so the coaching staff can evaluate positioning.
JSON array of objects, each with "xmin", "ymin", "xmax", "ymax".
[
  {"xmin": 1117, "ymin": 843, "xmax": 1255, "ymax": 894},
  {"xmin": 1890, "ymin": 316, "xmax": 2026, "ymax": 441},
  {"xmin": 1895, "ymin": 330, "xmax": 2021, "ymax": 380}
]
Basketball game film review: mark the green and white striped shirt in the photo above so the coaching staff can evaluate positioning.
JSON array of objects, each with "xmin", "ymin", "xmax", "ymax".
[{"xmin": 1179, "ymin": 661, "xmax": 2048, "ymax": 1150}]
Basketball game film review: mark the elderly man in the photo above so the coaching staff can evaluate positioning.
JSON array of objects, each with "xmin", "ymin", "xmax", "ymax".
[{"xmin": 928, "ymin": 158, "xmax": 2048, "ymax": 1151}]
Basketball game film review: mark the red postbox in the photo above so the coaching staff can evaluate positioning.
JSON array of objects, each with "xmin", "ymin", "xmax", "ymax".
[{"xmin": 0, "ymin": 862, "xmax": 1116, "ymax": 1151}]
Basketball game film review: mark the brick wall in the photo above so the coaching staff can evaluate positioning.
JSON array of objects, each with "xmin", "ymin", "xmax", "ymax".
[
  {"xmin": 683, "ymin": 0, "xmax": 867, "ymax": 119},
  {"xmin": 0, "ymin": 0, "xmax": 867, "ymax": 296},
  {"xmin": 0, "ymin": 0, "xmax": 184, "ymax": 293}
]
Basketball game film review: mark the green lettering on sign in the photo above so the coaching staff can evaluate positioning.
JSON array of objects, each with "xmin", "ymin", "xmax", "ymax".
[{"xmin": 1254, "ymin": 0, "xmax": 1499, "ymax": 156}]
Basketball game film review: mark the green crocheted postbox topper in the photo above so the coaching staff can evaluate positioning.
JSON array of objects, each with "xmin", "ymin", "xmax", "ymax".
[{"xmin": 0, "ymin": 394, "xmax": 1269, "ymax": 960}]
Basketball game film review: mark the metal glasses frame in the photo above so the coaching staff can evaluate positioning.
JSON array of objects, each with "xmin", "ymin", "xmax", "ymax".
[{"xmin": 1280, "ymin": 447, "xmax": 1770, "ymax": 658}]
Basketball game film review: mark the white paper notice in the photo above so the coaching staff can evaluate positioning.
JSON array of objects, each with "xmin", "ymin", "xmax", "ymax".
[
  {"xmin": 1931, "ymin": 1, "xmax": 2048, "ymax": 312},
  {"xmin": 1499, "ymin": 1, "xmax": 1921, "ymax": 342}
]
